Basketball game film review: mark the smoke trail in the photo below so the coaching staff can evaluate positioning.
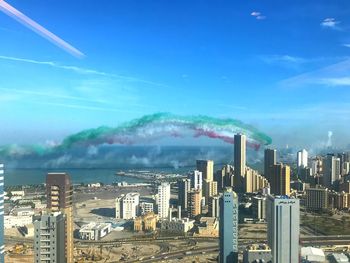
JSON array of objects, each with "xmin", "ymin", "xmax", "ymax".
[
  {"xmin": 0, "ymin": 0, "xmax": 84, "ymax": 58},
  {"xmin": 0, "ymin": 113, "xmax": 272, "ymax": 158}
]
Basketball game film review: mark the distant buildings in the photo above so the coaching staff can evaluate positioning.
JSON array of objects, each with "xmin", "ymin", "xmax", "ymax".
[
  {"xmin": 270, "ymin": 163, "xmax": 290, "ymax": 196},
  {"xmin": 252, "ymin": 196, "xmax": 266, "ymax": 221},
  {"xmin": 234, "ymin": 134, "xmax": 246, "ymax": 192},
  {"xmin": 305, "ymin": 187, "xmax": 328, "ymax": 211},
  {"xmin": 196, "ymin": 160, "xmax": 214, "ymax": 182},
  {"xmin": 0, "ymin": 164, "xmax": 4, "ymax": 262},
  {"xmin": 208, "ymin": 195, "xmax": 221, "ymax": 218},
  {"xmin": 187, "ymin": 189, "xmax": 201, "ymax": 218},
  {"xmin": 46, "ymin": 172, "xmax": 74, "ymax": 263},
  {"xmin": 157, "ymin": 183, "xmax": 171, "ymax": 219},
  {"xmin": 243, "ymin": 244, "xmax": 272, "ymax": 263},
  {"xmin": 177, "ymin": 178, "xmax": 191, "ymax": 214},
  {"xmin": 266, "ymin": 195, "xmax": 300, "ymax": 263},
  {"xmin": 297, "ymin": 149, "xmax": 308, "ymax": 168},
  {"xmin": 203, "ymin": 179, "xmax": 218, "ymax": 205},
  {"xmin": 115, "ymin": 193, "xmax": 140, "ymax": 219},
  {"xmin": 244, "ymin": 167, "xmax": 269, "ymax": 193},
  {"xmin": 188, "ymin": 170, "xmax": 203, "ymax": 190},
  {"xmin": 323, "ymin": 154, "xmax": 341, "ymax": 188},
  {"xmin": 264, "ymin": 148, "xmax": 276, "ymax": 181},
  {"xmin": 79, "ymin": 222, "xmax": 112, "ymax": 241},
  {"xmin": 134, "ymin": 212, "xmax": 157, "ymax": 232},
  {"xmin": 219, "ymin": 187, "xmax": 238, "ymax": 263},
  {"xmin": 160, "ymin": 214, "xmax": 195, "ymax": 234},
  {"xmin": 195, "ymin": 217, "xmax": 219, "ymax": 237},
  {"xmin": 139, "ymin": 201, "xmax": 154, "ymax": 215},
  {"xmin": 34, "ymin": 212, "xmax": 65, "ymax": 263}
]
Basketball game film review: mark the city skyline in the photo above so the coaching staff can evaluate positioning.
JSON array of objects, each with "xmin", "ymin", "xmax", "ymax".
[{"xmin": 0, "ymin": 1, "xmax": 350, "ymax": 148}]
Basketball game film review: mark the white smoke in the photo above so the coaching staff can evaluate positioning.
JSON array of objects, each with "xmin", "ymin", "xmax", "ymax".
[{"xmin": 327, "ymin": 131, "xmax": 333, "ymax": 147}]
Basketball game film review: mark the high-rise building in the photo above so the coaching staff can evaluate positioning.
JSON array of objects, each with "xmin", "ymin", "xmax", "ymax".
[
  {"xmin": 0, "ymin": 164, "xmax": 4, "ymax": 262},
  {"xmin": 244, "ymin": 167, "xmax": 269, "ymax": 193},
  {"xmin": 196, "ymin": 160, "xmax": 214, "ymax": 182},
  {"xmin": 311, "ymin": 156, "xmax": 323, "ymax": 176},
  {"xmin": 157, "ymin": 183, "xmax": 171, "ymax": 218},
  {"xmin": 264, "ymin": 148, "xmax": 276, "ymax": 181},
  {"xmin": 266, "ymin": 195, "xmax": 300, "ymax": 263},
  {"xmin": 214, "ymin": 169, "xmax": 225, "ymax": 192},
  {"xmin": 234, "ymin": 133, "xmax": 246, "ymax": 192},
  {"xmin": 188, "ymin": 170, "xmax": 203, "ymax": 190},
  {"xmin": 177, "ymin": 178, "xmax": 191, "ymax": 214},
  {"xmin": 46, "ymin": 173, "xmax": 73, "ymax": 263},
  {"xmin": 203, "ymin": 179, "xmax": 218, "ymax": 204},
  {"xmin": 187, "ymin": 189, "xmax": 201, "ymax": 218},
  {"xmin": 34, "ymin": 212, "xmax": 66, "ymax": 263},
  {"xmin": 219, "ymin": 187, "xmax": 238, "ymax": 263},
  {"xmin": 270, "ymin": 164, "xmax": 290, "ymax": 196},
  {"xmin": 252, "ymin": 196, "xmax": 266, "ymax": 221},
  {"xmin": 323, "ymin": 154, "xmax": 341, "ymax": 188},
  {"xmin": 305, "ymin": 187, "xmax": 328, "ymax": 211},
  {"xmin": 297, "ymin": 149, "xmax": 308, "ymax": 168},
  {"xmin": 208, "ymin": 194, "xmax": 221, "ymax": 218},
  {"xmin": 115, "ymin": 192, "xmax": 140, "ymax": 219}
]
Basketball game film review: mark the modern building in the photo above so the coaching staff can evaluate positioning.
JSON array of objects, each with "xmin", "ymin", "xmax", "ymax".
[
  {"xmin": 244, "ymin": 167, "xmax": 269, "ymax": 193},
  {"xmin": 79, "ymin": 222, "xmax": 112, "ymax": 241},
  {"xmin": 196, "ymin": 160, "xmax": 214, "ymax": 182},
  {"xmin": 46, "ymin": 173, "xmax": 73, "ymax": 263},
  {"xmin": 115, "ymin": 192, "xmax": 140, "ymax": 219},
  {"xmin": 177, "ymin": 178, "xmax": 191, "ymax": 213},
  {"xmin": 266, "ymin": 195, "xmax": 300, "ymax": 263},
  {"xmin": 157, "ymin": 183, "xmax": 171, "ymax": 219},
  {"xmin": 252, "ymin": 196, "xmax": 266, "ymax": 221},
  {"xmin": 195, "ymin": 217, "xmax": 219, "ymax": 237},
  {"xmin": 323, "ymin": 154, "xmax": 341, "ymax": 188},
  {"xmin": 139, "ymin": 201, "xmax": 154, "ymax": 215},
  {"xmin": 270, "ymin": 163, "xmax": 290, "ymax": 196},
  {"xmin": 188, "ymin": 170, "xmax": 203, "ymax": 190},
  {"xmin": 134, "ymin": 212, "xmax": 157, "ymax": 232},
  {"xmin": 34, "ymin": 212, "xmax": 66, "ymax": 263},
  {"xmin": 4, "ymin": 215, "xmax": 33, "ymax": 228},
  {"xmin": 311, "ymin": 157, "xmax": 323, "ymax": 176},
  {"xmin": 0, "ymin": 164, "xmax": 4, "ymax": 262},
  {"xmin": 187, "ymin": 189, "xmax": 201, "ymax": 218},
  {"xmin": 300, "ymin": 247, "xmax": 325, "ymax": 262},
  {"xmin": 208, "ymin": 194, "xmax": 221, "ymax": 218},
  {"xmin": 219, "ymin": 187, "xmax": 238, "ymax": 263},
  {"xmin": 305, "ymin": 187, "xmax": 328, "ymax": 211},
  {"xmin": 243, "ymin": 244, "xmax": 272, "ymax": 263},
  {"xmin": 264, "ymin": 148, "xmax": 277, "ymax": 181},
  {"xmin": 297, "ymin": 149, "xmax": 308, "ymax": 168},
  {"xmin": 234, "ymin": 133, "xmax": 246, "ymax": 192},
  {"xmin": 203, "ymin": 179, "xmax": 217, "ymax": 204},
  {"xmin": 160, "ymin": 217, "xmax": 194, "ymax": 233}
]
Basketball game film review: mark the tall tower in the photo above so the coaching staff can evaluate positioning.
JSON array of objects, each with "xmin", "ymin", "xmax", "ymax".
[
  {"xmin": 234, "ymin": 133, "xmax": 246, "ymax": 191},
  {"xmin": 219, "ymin": 187, "xmax": 238, "ymax": 263},
  {"xmin": 34, "ymin": 212, "xmax": 66, "ymax": 263},
  {"xmin": 178, "ymin": 178, "xmax": 191, "ymax": 214},
  {"xmin": 0, "ymin": 164, "xmax": 4, "ymax": 262},
  {"xmin": 157, "ymin": 183, "xmax": 170, "ymax": 219},
  {"xmin": 188, "ymin": 170, "xmax": 202, "ymax": 190},
  {"xmin": 264, "ymin": 148, "xmax": 276, "ymax": 181},
  {"xmin": 46, "ymin": 173, "xmax": 73, "ymax": 263},
  {"xmin": 297, "ymin": 149, "xmax": 308, "ymax": 168},
  {"xmin": 323, "ymin": 154, "xmax": 341, "ymax": 188},
  {"xmin": 196, "ymin": 160, "xmax": 214, "ymax": 182},
  {"xmin": 266, "ymin": 195, "xmax": 300, "ymax": 263},
  {"xmin": 270, "ymin": 164, "xmax": 290, "ymax": 196},
  {"xmin": 187, "ymin": 189, "xmax": 201, "ymax": 218}
]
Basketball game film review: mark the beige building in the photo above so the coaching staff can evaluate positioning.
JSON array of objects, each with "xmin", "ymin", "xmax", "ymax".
[
  {"xmin": 46, "ymin": 173, "xmax": 73, "ymax": 263},
  {"xmin": 305, "ymin": 187, "xmax": 328, "ymax": 211},
  {"xmin": 329, "ymin": 191, "xmax": 349, "ymax": 210},
  {"xmin": 134, "ymin": 212, "xmax": 157, "ymax": 232},
  {"xmin": 195, "ymin": 217, "xmax": 219, "ymax": 237},
  {"xmin": 196, "ymin": 160, "xmax": 214, "ymax": 182},
  {"xmin": 203, "ymin": 179, "xmax": 218, "ymax": 204},
  {"xmin": 244, "ymin": 167, "xmax": 269, "ymax": 193},
  {"xmin": 187, "ymin": 189, "xmax": 201, "ymax": 218},
  {"xmin": 270, "ymin": 163, "xmax": 290, "ymax": 196}
]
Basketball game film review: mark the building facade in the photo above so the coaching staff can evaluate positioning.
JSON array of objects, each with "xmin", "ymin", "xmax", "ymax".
[
  {"xmin": 264, "ymin": 148, "xmax": 276, "ymax": 181},
  {"xmin": 178, "ymin": 178, "xmax": 191, "ymax": 213},
  {"xmin": 234, "ymin": 133, "xmax": 246, "ymax": 192},
  {"xmin": 157, "ymin": 183, "xmax": 171, "ymax": 219},
  {"xmin": 266, "ymin": 195, "xmax": 300, "ymax": 263},
  {"xmin": 187, "ymin": 189, "xmax": 201, "ymax": 218},
  {"xmin": 305, "ymin": 187, "xmax": 328, "ymax": 211},
  {"xmin": 323, "ymin": 154, "xmax": 341, "ymax": 188},
  {"xmin": 196, "ymin": 160, "xmax": 214, "ymax": 182},
  {"xmin": 219, "ymin": 187, "xmax": 238, "ymax": 263},
  {"xmin": 115, "ymin": 192, "xmax": 140, "ymax": 219},
  {"xmin": 270, "ymin": 164, "xmax": 290, "ymax": 196},
  {"xmin": 297, "ymin": 149, "xmax": 308, "ymax": 168},
  {"xmin": 188, "ymin": 170, "xmax": 203, "ymax": 190}
]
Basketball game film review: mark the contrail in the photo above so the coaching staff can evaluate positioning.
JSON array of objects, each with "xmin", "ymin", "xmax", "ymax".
[{"xmin": 0, "ymin": 0, "xmax": 84, "ymax": 58}]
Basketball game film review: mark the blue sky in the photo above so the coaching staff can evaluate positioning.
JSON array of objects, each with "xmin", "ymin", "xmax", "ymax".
[{"xmin": 1, "ymin": 0, "xmax": 350, "ymax": 148}]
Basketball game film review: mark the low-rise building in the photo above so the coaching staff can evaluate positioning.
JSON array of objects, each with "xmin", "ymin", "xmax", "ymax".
[
  {"xmin": 13, "ymin": 206, "xmax": 35, "ymax": 216},
  {"xmin": 243, "ymin": 244, "xmax": 272, "ymax": 263},
  {"xmin": 79, "ymin": 222, "xmax": 112, "ymax": 241},
  {"xmin": 134, "ymin": 212, "xmax": 157, "ymax": 232},
  {"xmin": 301, "ymin": 247, "xmax": 325, "ymax": 262},
  {"xmin": 4, "ymin": 215, "xmax": 33, "ymax": 229},
  {"xmin": 329, "ymin": 253, "xmax": 349, "ymax": 263},
  {"xmin": 160, "ymin": 218, "xmax": 194, "ymax": 233},
  {"xmin": 305, "ymin": 187, "xmax": 328, "ymax": 211},
  {"xmin": 195, "ymin": 217, "xmax": 219, "ymax": 237}
]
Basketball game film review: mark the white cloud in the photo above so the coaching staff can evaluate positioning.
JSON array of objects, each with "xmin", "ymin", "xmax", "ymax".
[
  {"xmin": 251, "ymin": 11, "xmax": 266, "ymax": 20},
  {"xmin": 317, "ymin": 77, "xmax": 350, "ymax": 86},
  {"xmin": 321, "ymin": 18, "xmax": 340, "ymax": 29},
  {"xmin": 262, "ymin": 55, "xmax": 307, "ymax": 64},
  {"xmin": 251, "ymin": 11, "xmax": 261, "ymax": 16},
  {"xmin": 342, "ymin": 44, "xmax": 350, "ymax": 48}
]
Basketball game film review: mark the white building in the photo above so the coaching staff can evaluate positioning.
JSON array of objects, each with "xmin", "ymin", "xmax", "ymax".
[
  {"xmin": 301, "ymin": 247, "xmax": 325, "ymax": 262},
  {"xmin": 13, "ymin": 206, "xmax": 34, "ymax": 216},
  {"xmin": 10, "ymin": 190, "xmax": 25, "ymax": 197},
  {"xmin": 160, "ymin": 217, "xmax": 194, "ymax": 233},
  {"xmin": 157, "ymin": 183, "xmax": 170, "ymax": 219},
  {"xmin": 4, "ymin": 215, "xmax": 33, "ymax": 229},
  {"xmin": 297, "ymin": 149, "xmax": 308, "ymax": 168},
  {"xmin": 252, "ymin": 196, "xmax": 266, "ymax": 221},
  {"xmin": 324, "ymin": 154, "xmax": 341, "ymax": 187},
  {"xmin": 115, "ymin": 193, "xmax": 140, "ymax": 219},
  {"xmin": 79, "ymin": 222, "xmax": 112, "ymax": 241},
  {"xmin": 188, "ymin": 170, "xmax": 203, "ymax": 190},
  {"xmin": 267, "ymin": 195, "xmax": 300, "ymax": 263},
  {"xmin": 139, "ymin": 202, "xmax": 154, "ymax": 215}
]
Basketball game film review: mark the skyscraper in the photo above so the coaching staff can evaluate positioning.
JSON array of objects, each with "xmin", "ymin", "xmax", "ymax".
[
  {"xmin": 323, "ymin": 154, "xmax": 341, "ymax": 188},
  {"xmin": 46, "ymin": 173, "xmax": 73, "ymax": 263},
  {"xmin": 234, "ymin": 133, "xmax": 246, "ymax": 192},
  {"xmin": 270, "ymin": 163, "xmax": 290, "ymax": 196},
  {"xmin": 196, "ymin": 160, "xmax": 214, "ymax": 182},
  {"xmin": 188, "ymin": 170, "xmax": 203, "ymax": 190},
  {"xmin": 264, "ymin": 148, "xmax": 276, "ymax": 181},
  {"xmin": 203, "ymin": 179, "xmax": 217, "ymax": 204},
  {"xmin": 266, "ymin": 195, "xmax": 300, "ymax": 263},
  {"xmin": 178, "ymin": 178, "xmax": 191, "ymax": 214},
  {"xmin": 297, "ymin": 149, "xmax": 308, "ymax": 168},
  {"xmin": 219, "ymin": 187, "xmax": 238, "ymax": 263},
  {"xmin": 187, "ymin": 189, "xmax": 201, "ymax": 218},
  {"xmin": 34, "ymin": 212, "xmax": 66, "ymax": 263},
  {"xmin": 0, "ymin": 164, "xmax": 4, "ymax": 262},
  {"xmin": 157, "ymin": 182, "xmax": 171, "ymax": 218}
]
